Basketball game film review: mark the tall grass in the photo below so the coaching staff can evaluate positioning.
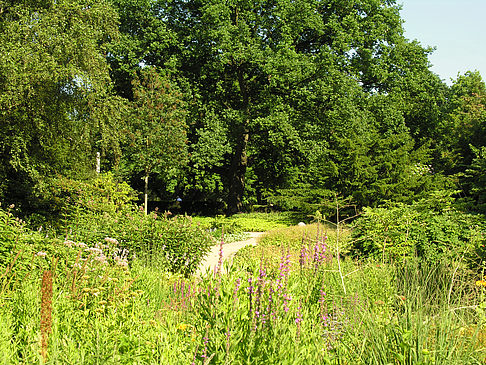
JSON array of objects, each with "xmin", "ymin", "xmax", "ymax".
[{"xmin": 0, "ymin": 219, "xmax": 485, "ymax": 363}]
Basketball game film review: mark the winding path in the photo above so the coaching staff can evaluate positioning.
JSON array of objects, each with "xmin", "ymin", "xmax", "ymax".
[{"xmin": 197, "ymin": 232, "xmax": 265, "ymax": 276}]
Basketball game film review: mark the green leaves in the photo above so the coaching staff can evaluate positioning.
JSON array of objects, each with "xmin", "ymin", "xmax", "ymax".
[
  {"xmin": 0, "ymin": 0, "xmax": 123, "ymax": 204},
  {"xmin": 120, "ymin": 67, "xmax": 188, "ymax": 209},
  {"xmin": 352, "ymin": 191, "xmax": 486, "ymax": 266},
  {"xmin": 127, "ymin": 67, "xmax": 187, "ymax": 175}
]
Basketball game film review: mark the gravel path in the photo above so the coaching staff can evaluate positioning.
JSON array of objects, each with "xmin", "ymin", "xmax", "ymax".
[{"xmin": 197, "ymin": 232, "xmax": 265, "ymax": 276}]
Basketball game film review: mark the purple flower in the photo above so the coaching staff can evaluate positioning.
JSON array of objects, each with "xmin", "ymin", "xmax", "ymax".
[
  {"xmin": 247, "ymin": 277, "xmax": 254, "ymax": 295},
  {"xmin": 295, "ymin": 304, "xmax": 303, "ymax": 338},
  {"xmin": 234, "ymin": 278, "xmax": 241, "ymax": 301}
]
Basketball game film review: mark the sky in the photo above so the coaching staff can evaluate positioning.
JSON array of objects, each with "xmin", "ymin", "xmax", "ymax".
[{"xmin": 399, "ymin": 0, "xmax": 486, "ymax": 85}]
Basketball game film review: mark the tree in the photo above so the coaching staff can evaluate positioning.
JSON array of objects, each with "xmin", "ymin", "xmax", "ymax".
[
  {"xmin": 106, "ymin": 0, "xmax": 180, "ymax": 99},
  {"xmin": 110, "ymin": 0, "xmax": 449, "ymax": 213},
  {"xmin": 123, "ymin": 67, "xmax": 188, "ymax": 214},
  {"xmin": 439, "ymin": 71, "xmax": 486, "ymax": 173},
  {"xmin": 0, "ymin": 0, "xmax": 123, "ymax": 208},
  {"xmin": 463, "ymin": 146, "xmax": 486, "ymax": 213}
]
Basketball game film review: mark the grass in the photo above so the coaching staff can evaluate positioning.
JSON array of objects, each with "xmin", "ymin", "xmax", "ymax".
[
  {"xmin": 192, "ymin": 211, "xmax": 302, "ymax": 233},
  {"xmin": 1, "ymin": 213, "xmax": 486, "ymax": 363}
]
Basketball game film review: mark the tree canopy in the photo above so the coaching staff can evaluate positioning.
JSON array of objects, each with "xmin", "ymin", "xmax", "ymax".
[
  {"xmin": 0, "ymin": 0, "xmax": 123, "ymax": 207},
  {"xmin": 1, "ymin": 0, "xmax": 485, "ymax": 216}
]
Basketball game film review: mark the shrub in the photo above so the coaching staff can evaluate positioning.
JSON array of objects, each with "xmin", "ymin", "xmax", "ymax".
[
  {"xmin": 146, "ymin": 214, "xmax": 214, "ymax": 276},
  {"xmin": 0, "ymin": 204, "xmax": 24, "ymax": 267},
  {"xmin": 28, "ymin": 172, "xmax": 137, "ymax": 231},
  {"xmin": 64, "ymin": 209, "xmax": 213, "ymax": 276},
  {"xmin": 351, "ymin": 190, "xmax": 486, "ymax": 267}
]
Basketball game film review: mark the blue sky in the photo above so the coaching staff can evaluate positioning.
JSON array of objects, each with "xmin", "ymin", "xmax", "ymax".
[{"xmin": 399, "ymin": 0, "xmax": 486, "ymax": 85}]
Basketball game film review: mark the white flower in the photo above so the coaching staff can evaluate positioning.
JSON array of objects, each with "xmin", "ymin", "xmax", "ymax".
[
  {"xmin": 64, "ymin": 240, "xmax": 75, "ymax": 247},
  {"xmin": 36, "ymin": 251, "xmax": 47, "ymax": 257},
  {"xmin": 116, "ymin": 260, "xmax": 129, "ymax": 268},
  {"xmin": 94, "ymin": 254, "xmax": 108, "ymax": 265},
  {"xmin": 75, "ymin": 242, "xmax": 88, "ymax": 249},
  {"xmin": 104, "ymin": 237, "xmax": 119, "ymax": 245},
  {"xmin": 85, "ymin": 247, "xmax": 103, "ymax": 255}
]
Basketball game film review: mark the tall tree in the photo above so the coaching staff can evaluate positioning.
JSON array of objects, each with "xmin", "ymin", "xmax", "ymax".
[
  {"xmin": 0, "ymin": 0, "xmax": 123, "ymax": 206},
  {"xmin": 439, "ymin": 71, "xmax": 486, "ymax": 173},
  {"xmin": 123, "ymin": 67, "xmax": 188, "ymax": 214},
  {"xmin": 110, "ymin": 0, "xmax": 448, "ymax": 213},
  {"xmin": 173, "ymin": 0, "xmax": 439, "ymax": 212}
]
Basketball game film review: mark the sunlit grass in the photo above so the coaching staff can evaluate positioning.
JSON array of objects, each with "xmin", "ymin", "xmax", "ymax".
[{"xmin": 1, "ymin": 214, "xmax": 485, "ymax": 363}]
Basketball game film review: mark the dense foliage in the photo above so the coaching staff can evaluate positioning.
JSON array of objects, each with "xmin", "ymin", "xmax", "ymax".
[
  {"xmin": 3, "ymin": 174, "xmax": 213, "ymax": 276},
  {"xmin": 0, "ymin": 0, "xmax": 125, "ymax": 206},
  {"xmin": 2, "ymin": 2, "xmax": 486, "ymax": 361},
  {"xmin": 352, "ymin": 191, "xmax": 486, "ymax": 266},
  {"xmin": 0, "ymin": 0, "xmax": 484, "ymax": 218}
]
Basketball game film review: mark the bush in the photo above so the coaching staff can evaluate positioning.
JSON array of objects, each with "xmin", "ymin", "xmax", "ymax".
[
  {"xmin": 0, "ymin": 204, "xmax": 24, "ymax": 267},
  {"xmin": 16, "ymin": 173, "xmax": 212, "ymax": 276},
  {"xmin": 28, "ymin": 173, "xmax": 137, "ymax": 231},
  {"xmin": 143, "ymin": 214, "xmax": 214, "ymax": 276},
  {"xmin": 64, "ymin": 208, "xmax": 213, "ymax": 276},
  {"xmin": 351, "ymin": 190, "xmax": 486, "ymax": 267}
]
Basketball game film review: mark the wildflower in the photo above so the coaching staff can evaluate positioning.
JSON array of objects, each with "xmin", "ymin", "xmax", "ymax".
[
  {"xmin": 36, "ymin": 251, "xmax": 47, "ymax": 258},
  {"xmin": 283, "ymin": 293, "xmax": 292, "ymax": 313},
  {"xmin": 295, "ymin": 305, "xmax": 303, "ymax": 338},
  {"xmin": 116, "ymin": 259, "xmax": 129, "ymax": 268},
  {"xmin": 215, "ymin": 230, "xmax": 224, "ymax": 276},
  {"xmin": 104, "ymin": 237, "xmax": 119, "ymax": 245},
  {"xmin": 64, "ymin": 240, "xmax": 75, "ymax": 247},
  {"xmin": 319, "ymin": 289, "xmax": 326, "ymax": 305},
  {"xmin": 299, "ymin": 241, "xmax": 308, "ymax": 268},
  {"xmin": 201, "ymin": 336, "xmax": 209, "ymax": 359},
  {"xmin": 233, "ymin": 278, "xmax": 241, "ymax": 300},
  {"xmin": 86, "ymin": 247, "xmax": 103, "ymax": 255},
  {"xmin": 475, "ymin": 280, "xmax": 486, "ymax": 287},
  {"xmin": 177, "ymin": 323, "xmax": 189, "ymax": 331},
  {"xmin": 115, "ymin": 248, "xmax": 130, "ymax": 260},
  {"xmin": 75, "ymin": 242, "xmax": 88, "ymax": 249},
  {"xmin": 247, "ymin": 277, "xmax": 254, "ymax": 295},
  {"xmin": 94, "ymin": 254, "xmax": 108, "ymax": 264}
]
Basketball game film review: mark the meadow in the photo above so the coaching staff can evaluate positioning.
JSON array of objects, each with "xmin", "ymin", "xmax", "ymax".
[
  {"xmin": 2, "ymin": 1, "xmax": 486, "ymax": 363},
  {"xmin": 1, "ymin": 202, "xmax": 486, "ymax": 365}
]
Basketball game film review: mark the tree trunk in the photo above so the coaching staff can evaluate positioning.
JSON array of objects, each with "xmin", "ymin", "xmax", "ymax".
[
  {"xmin": 227, "ymin": 124, "xmax": 249, "ymax": 215},
  {"xmin": 227, "ymin": 64, "xmax": 250, "ymax": 215},
  {"xmin": 144, "ymin": 172, "xmax": 149, "ymax": 215}
]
